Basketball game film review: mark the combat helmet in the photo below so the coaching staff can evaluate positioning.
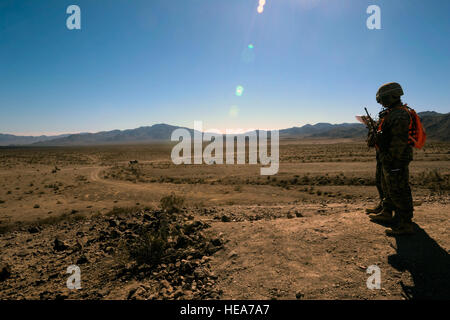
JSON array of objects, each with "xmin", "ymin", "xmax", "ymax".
[{"xmin": 376, "ymin": 82, "xmax": 404, "ymax": 107}]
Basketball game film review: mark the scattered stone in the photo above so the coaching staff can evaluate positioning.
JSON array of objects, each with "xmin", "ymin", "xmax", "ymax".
[
  {"xmin": 210, "ymin": 237, "xmax": 222, "ymax": 247},
  {"xmin": 0, "ymin": 207, "xmax": 221, "ymax": 300},
  {"xmin": 28, "ymin": 226, "xmax": 40, "ymax": 234},
  {"xmin": 126, "ymin": 285, "xmax": 141, "ymax": 300},
  {"xmin": 104, "ymin": 246, "xmax": 115, "ymax": 255},
  {"xmin": 0, "ymin": 264, "xmax": 11, "ymax": 281},
  {"xmin": 110, "ymin": 229, "xmax": 121, "ymax": 239},
  {"xmin": 76, "ymin": 255, "xmax": 89, "ymax": 264},
  {"xmin": 53, "ymin": 238, "xmax": 69, "ymax": 251},
  {"xmin": 107, "ymin": 218, "xmax": 118, "ymax": 227}
]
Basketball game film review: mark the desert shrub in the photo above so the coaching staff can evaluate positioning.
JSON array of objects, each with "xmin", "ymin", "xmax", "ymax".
[
  {"xmin": 160, "ymin": 193, "xmax": 185, "ymax": 213},
  {"xmin": 115, "ymin": 210, "xmax": 173, "ymax": 267},
  {"xmin": 127, "ymin": 233, "xmax": 167, "ymax": 266},
  {"xmin": 413, "ymin": 169, "xmax": 450, "ymax": 191},
  {"xmin": 106, "ymin": 206, "xmax": 140, "ymax": 217}
]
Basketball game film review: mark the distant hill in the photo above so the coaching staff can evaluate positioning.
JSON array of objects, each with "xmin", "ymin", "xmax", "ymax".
[
  {"xmin": 30, "ymin": 124, "xmax": 190, "ymax": 146},
  {"xmin": 0, "ymin": 133, "xmax": 70, "ymax": 146},
  {"xmin": 280, "ymin": 123, "xmax": 366, "ymax": 139},
  {"xmin": 1, "ymin": 111, "xmax": 448, "ymax": 146},
  {"xmin": 280, "ymin": 111, "xmax": 449, "ymax": 140},
  {"xmin": 418, "ymin": 111, "xmax": 450, "ymax": 141}
]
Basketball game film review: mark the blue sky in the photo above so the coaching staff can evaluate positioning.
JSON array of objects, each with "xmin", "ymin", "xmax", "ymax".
[{"xmin": 1, "ymin": 0, "xmax": 449, "ymax": 135}]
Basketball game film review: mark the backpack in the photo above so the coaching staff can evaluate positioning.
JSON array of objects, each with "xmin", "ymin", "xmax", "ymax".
[
  {"xmin": 402, "ymin": 105, "xmax": 427, "ymax": 149},
  {"xmin": 377, "ymin": 104, "xmax": 427, "ymax": 149}
]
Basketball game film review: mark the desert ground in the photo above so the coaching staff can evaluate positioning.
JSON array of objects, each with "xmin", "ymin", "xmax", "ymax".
[{"xmin": 0, "ymin": 140, "xmax": 449, "ymax": 299}]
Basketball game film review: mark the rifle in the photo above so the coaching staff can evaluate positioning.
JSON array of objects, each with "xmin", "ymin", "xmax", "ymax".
[
  {"xmin": 364, "ymin": 107, "xmax": 378, "ymax": 134},
  {"xmin": 355, "ymin": 108, "xmax": 379, "ymax": 148}
]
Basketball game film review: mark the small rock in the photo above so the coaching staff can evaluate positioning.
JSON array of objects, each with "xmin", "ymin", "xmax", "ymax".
[
  {"xmin": 28, "ymin": 226, "xmax": 40, "ymax": 234},
  {"xmin": 109, "ymin": 229, "xmax": 121, "ymax": 239},
  {"xmin": 53, "ymin": 238, "xmax": 69, "ymax": 251},
  {"xmin": 104, "ymin": 246, "xmax": 115, "ymax": 255},
  {"xmin": 0, "ymin": 264, "xmax": 11, "ymax": 281},
  {"xmin": 221, "ymin": 215, "xmax": 231, "ymax": 222},
  {"xmin": 126, "ymin": 285, "xmax": 141, "ymax": 300},
  {"xmin": 193, "ymin": 267, "xmax": 206, "ymax": 279},
  {"xmin": 129, "ymin": 286, "xmax": 147, "ymax": 300},
  {"xmin": 76, "ymin": 255, "xmax": 89, "ymax": 264},
  {"xmin": 211, "ymin": 238, "xmax": 222, "ymax": 247},
  {"xmin": 107, "ymin": 219, "xmax": 118, "ymax": 227},
  {"xmin": 296, "ymin": 291, "xmax": 304, "ymax": 299}
]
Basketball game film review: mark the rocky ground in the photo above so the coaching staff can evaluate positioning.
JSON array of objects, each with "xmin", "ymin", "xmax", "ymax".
[
  {"xmin": 1, "ymin": 198, "xmax": 449, "ymax": 300},
  {"xmin": 0, "ymin": 207, "xmax": 224, "ymax": 300}
]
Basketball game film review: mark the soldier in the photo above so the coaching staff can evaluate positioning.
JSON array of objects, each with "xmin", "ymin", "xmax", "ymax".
[{"xmin": 369, "ymin": 82, "xmax": 414, "ymax": 236}]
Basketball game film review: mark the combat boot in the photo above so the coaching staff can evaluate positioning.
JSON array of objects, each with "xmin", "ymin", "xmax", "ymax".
[
  {"xmin": 365, "ymin": 202, "xmax": 383, "ymax": 214},
  {"xmin": 385, "ymin": 221, "xmax": 414, "ymax": 236},
  {"xmin": 369, "ymin": 209, "xmax": 393, "ymax": 223}
]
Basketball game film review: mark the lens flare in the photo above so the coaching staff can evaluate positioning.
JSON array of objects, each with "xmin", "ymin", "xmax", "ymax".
[
  {"xmin": 257, "ymin": 0, "xmax": 266, "ymax": 14},
  {"xmin": 248, "ymin": 44, "xmax": 254, "ymax": 49},
  {"xmin": 235, "ymin": 85, "xmax": 244, "ymax": 96},
  {"xmin": 229, "ymin": 105, "xmax": 239, "ymax": 117}
]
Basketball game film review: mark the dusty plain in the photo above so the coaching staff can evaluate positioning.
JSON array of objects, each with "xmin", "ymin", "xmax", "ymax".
[{"xmin": 0, "ymin": 140, "xmax": 449, "ymax": 299}]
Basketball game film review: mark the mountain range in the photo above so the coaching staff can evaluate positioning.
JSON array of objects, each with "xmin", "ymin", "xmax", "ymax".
[
  {"xmin": 0, "ymin": 133, "xmax": 70, "ymax": 146},
  {"xmin": 1, "ymin": 111, "xmax": 448, "ymax": 146}
]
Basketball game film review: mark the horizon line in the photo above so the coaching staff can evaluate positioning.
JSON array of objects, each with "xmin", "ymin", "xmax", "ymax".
[{"xmin": 0, "ymin": 120, "xmax": 367, "ymax": 137}]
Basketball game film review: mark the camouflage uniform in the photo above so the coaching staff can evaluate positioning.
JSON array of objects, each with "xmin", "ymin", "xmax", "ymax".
[
  {"xmin": 377, "ymin": 104, "xmax": 414, "ymax": 225},
  {"xmin": 369, "ymin": 82, "xmax": 415, "ymax": 235},
  {"xmin": 366, "ymin": 114, "xmax": 387, "ymax": 214},
  {"xmin": 375, "ymin": 151, "xmax": 384, "ymax": 201}
]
